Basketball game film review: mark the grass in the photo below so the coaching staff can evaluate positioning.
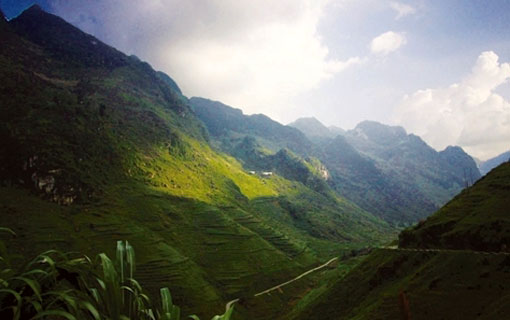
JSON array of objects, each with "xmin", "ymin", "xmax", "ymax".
[
  {"xmin": 291, "ymin": 162, "xmax": 510, "ymax": 320},
  {"xmin": 399, "ymin": 162, "xmax": 510, "ymax": 251},
  {"xmin": 0, "ymin": 10, "xmax": 395, "ymax": 319},
  {"xmin": 0, "ymin": 231, "xmax": 234, "ymax": 320}
]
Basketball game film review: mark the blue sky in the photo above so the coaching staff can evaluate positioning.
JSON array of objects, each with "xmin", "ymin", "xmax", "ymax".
[{"xmin": 2, "ymin": 0, "xmax": 510, "ymax": 159}]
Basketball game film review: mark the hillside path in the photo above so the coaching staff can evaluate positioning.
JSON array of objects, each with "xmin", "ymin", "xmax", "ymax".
[
  {"xmin": 225, "ymin": 245, "xmax": 510, "ymax": 311},
  {"xmin": 225, "ymin": 257, "xmax": 338, "ymax": 310}
]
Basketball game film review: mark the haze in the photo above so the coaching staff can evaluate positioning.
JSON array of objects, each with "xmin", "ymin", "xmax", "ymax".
[{"xmin": 3, "ymin": 0, "xmax": 510, "ymax": 160}]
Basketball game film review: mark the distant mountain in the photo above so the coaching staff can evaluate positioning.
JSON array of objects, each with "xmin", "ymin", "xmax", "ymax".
[
  {"xmin": 343, "ymin": 121, "xmax": 481, "ymax": 210},
  {"xmin": 297, "ymin": 162, "xmax": 510, "ymax": 320},
  {"xmin": 328, "ymin": 125, "xmax": 345, "ymax": 136},
  {"xmin": 319, "ymin": 134, "xmax": 438, "ymax": 224},
  {"xmin": 192, "ymin": 103, "xmax": 479, "ymax": 225},
  {"xmin": 400, "ymin": 162, "xmax": 510, "ymax": 251},
  {"xmin": 479, "ymin": 151, "xmax": 510, "ymax": 175},
  {"xmin": 190, "ymin": 97, "xmax": 315, "ymax": 156},
  {"xmin": 288, "ymin": 117, "xmax": 337, "ymax": 140},
  {"xmin": 0, "ymin": 7, "xmax": 392, "ymax": 318}
]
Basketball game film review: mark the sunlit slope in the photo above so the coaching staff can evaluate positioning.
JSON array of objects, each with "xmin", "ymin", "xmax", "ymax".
[{"xmin": 0, "ymin": 6, "xmax": 393, "ymax": 318}]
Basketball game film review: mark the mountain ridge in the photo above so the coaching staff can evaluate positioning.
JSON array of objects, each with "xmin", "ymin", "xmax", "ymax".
[{"xmin": 0, "ymin": 6, "xmax": 393, "ymax": 318}]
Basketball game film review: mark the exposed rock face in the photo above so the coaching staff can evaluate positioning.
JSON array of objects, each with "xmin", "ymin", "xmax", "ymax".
[
  {"xmin": 33, "ymin": 173, "xmax": 55, "ymax": 193},
  {"xmin": 20, "ymin": 155, "xmax": 77, "ymax": 205}
]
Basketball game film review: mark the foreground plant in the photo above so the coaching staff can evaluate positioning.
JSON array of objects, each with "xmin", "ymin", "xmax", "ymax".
[{"xmin": 0, "ymin": 230, "xmax": 233, "ymax": 319}]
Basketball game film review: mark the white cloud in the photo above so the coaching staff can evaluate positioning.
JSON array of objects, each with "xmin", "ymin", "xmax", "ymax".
[
  {"xmin": 49, "ymin": 0, "xmax": 361, "ymax": 118},
  {"xmin": 370, "ymin": 31, "xmax": 407, "ymax": 55},
  {"xmin": 389, "ymin": 2, "xmax": 416, "ymax": 20},
  {"xmin": 394, "ymin": 51, "xmax": 510, "ymax": 159}
]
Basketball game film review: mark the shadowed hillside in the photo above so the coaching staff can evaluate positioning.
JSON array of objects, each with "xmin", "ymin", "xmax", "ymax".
[
  {"xmin": 293, "ymin": 162, "xmax": 510, "ymax": 320},
  {"xmin": 0, "ymin": 6, "xmax": 393, "ymax": 318}
]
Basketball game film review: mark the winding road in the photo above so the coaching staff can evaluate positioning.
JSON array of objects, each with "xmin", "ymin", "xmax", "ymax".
[
  {"xmin": 225, "ymin": 257, "xmax": 338, "ymax": 310},
  {"xmin": 224, "ymin": 245, "xmax": 510, "ymax": 311}
]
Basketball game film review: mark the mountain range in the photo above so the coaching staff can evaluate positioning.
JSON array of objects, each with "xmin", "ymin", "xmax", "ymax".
[
  {"xmin": 0, "ymin": 5, "xmax": 504, "ymax": 320},
  {"xmin": 0, "ymin": 6, "xmax": 390, "ymax": 318},
  {"xmin": 193, "ymin": 102, "xmax": 480, "ymax": 224}
]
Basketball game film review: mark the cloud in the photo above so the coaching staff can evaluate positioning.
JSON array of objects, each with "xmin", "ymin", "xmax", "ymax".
[
  {"xmin": 389, "ymin": 2, "xmax": 416, "ymax": 20},
  {"xmin": 370, "ymin": 31, "xmax": 406, "ymax": 55},
  {"xmin": 48, "ymin": 0, "xmax": 361, "ymax": 118},
  {"xmin": 394, "ymin": 51, "xmax": 510, "ymax": 159}
]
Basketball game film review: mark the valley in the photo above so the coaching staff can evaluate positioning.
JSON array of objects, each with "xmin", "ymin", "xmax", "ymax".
[{"xmin": 0, "ymin": 4, "xmax": 509, "ymax": 320}]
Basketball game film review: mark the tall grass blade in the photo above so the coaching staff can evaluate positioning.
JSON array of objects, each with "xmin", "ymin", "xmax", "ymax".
[{"xmin": 30, "ymin": 309, "xmax": 77, "ymax": 320}]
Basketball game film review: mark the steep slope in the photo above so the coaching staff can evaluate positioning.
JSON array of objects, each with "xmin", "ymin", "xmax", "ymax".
[
  {"xmin": 190, "ymin": 97, "xmax": 315, "ymax": 156},
  {"xmin": 0, "ymin": 6, "xmax": 392, "ymax": 318},
  {"xmin": 195, "ymin": 102, "xmax": 479, "ymax": 225},
  {"xmin": 319, "ymin": 135, "xmax": 437, "ymax": 224},
  {"xmin": 479, "ymin": 151, "xmax": 510, "ymax": 175},
  {"xmin": 340, "ymin": 121, "xmax": 481, "ymax": 221},
  {"xmin": 399, "ymin": 162, "xmax": 510, "ymax": 251},
  {"xmin": 294, "ymin": 162, "xmax": 510, "ymax": 320}
]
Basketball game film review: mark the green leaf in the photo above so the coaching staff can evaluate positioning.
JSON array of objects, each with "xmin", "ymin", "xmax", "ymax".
[
  {"xmin": 80, "ymin": 301, "xmax": 101, "ymax": 320},
  {"xmin": 30, "ymin": 310, "xmax": 77, "ymax": 320},
  {"xmin": 0, "ymin": 227, "xmax": 16, "ymax": 237},
  {"xmin": 12, "ymin": 276, "xmax": 42, "ymax": 302}
]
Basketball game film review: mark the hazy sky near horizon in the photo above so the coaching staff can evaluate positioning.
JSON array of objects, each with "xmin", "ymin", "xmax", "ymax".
[{"xmin": 2, "ymin": 0, "xmax": 510, "ymax": 159}]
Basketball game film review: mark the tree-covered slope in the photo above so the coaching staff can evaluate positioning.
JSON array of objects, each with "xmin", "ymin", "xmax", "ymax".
[
  {"xmin": 293, "ymin": 162, "xmax": 510, "ymax": 320},
  {"xmin": 0, "ymin": 6, "xmax": 392, "ymax": 318}
]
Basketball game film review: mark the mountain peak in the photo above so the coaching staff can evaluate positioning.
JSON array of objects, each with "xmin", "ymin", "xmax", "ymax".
[
  {"xmin": 351, "ymin": 121, "xmax": 407, "ymax": 145},
  {"xmin": 26, "ymin": 4, "xmax": 43, "ymax": 12},
  {"xmin": 288, "ymin": 117, "xmax": 335, "ymax": 139},
  {"xmin": 10, "ymin": 5, "xmax": 128, "ymax": 69}
]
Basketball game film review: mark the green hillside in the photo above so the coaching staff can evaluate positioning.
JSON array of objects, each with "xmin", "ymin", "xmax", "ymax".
[
  {"xmin": 192, "ymin": 100, "xmax": 479, "ymax": 225},
  {"xmin": 0, "ymin": 6, "xmax": 393, "ymax": 318},
  {"xmin": 293, "ymin": 162, "xmax": 510, "ymax": 320},
  {"xmin": 399, "ymin": 162, "xmax": 510, "ymax": 251}
]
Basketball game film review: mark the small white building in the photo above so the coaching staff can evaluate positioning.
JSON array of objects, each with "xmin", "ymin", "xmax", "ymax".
[{"xmin": 261, "ymin": 171, "xmax": 273, "ymax": 177}]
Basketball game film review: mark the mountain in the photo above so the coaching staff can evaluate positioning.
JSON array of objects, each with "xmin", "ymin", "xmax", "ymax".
[
  {"xmin": 295, "ymin": 162, "xmax": 510, "ymax": 320},
  {"xmin": 288, "ymin": 117, "xmax": 337, "ymax": 140},
  {"xmin": 340, "ymin": 121, "xmax": 481, "ymax": 221},
  {"xmin": 479, "ymin": 151, "xmax": 510, "ymax": 175},
  {"xmin": 197, "ymin": 107, "xmax": 480, "ymax": 224},
  {"xmin": 399, "ymin": 162, "xmax": 510, "ymax": 251},
  {"xmin": 318, "ymin": 134, "xmax": 438, "ymax": 224},
  {"xmin": 0, "ymin": 6, "xmax": 393, "ymax": 318},
  {"xmin": 328, "ymin": 125, "xmax": 345, "ymax": 136},
  {"xmin": 190, "ymin": 97, "xmax": 315, "ymax": 156}
]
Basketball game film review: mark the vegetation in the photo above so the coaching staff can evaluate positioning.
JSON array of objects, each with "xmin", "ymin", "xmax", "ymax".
[
  {"xmin": 399, "ymin": 162, "xmax": 510, "ymax": 251},
  {"xmin": 293, "ymin": 162, "xmax": 510, "ymax": 319},
  {"xmin": 190, "ymin": 101, "xmax": 481, "ymax": 225},
  {"xmin": 0, "ymin": 230, "xmax": 233, "ymax": 320},
  {"xmin": 0, "ymin": 6, "xmax": 393, "ymax": 318},
  {"xmin": 2, "ymin": 5, "xmax": 501, "ymax": 320}
]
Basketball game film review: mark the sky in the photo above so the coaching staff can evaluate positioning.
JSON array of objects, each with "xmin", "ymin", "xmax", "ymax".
[{"xmin": 2, "ymin": 0, "xmax": 510, "ymax": 160}]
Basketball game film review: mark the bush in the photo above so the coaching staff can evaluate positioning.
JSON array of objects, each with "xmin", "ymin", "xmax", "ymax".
[{"xmin": 0, "ymin": 229, "xmax": 234, "ymax": 319}]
